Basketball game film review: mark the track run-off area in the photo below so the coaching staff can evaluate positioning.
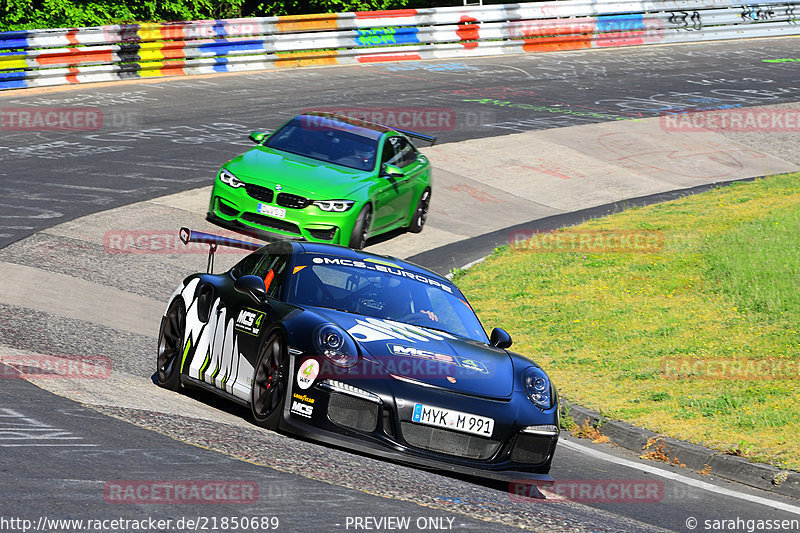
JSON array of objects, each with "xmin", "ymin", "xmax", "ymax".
[{"xmin": 1, "ymin": 37, "xmax": 800, "ymax": 532}]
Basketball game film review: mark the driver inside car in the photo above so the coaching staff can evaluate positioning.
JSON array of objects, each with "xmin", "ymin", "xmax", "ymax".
[{"xmin": 376, "ymin": 278, "xmax": 438, "ymax": 324}]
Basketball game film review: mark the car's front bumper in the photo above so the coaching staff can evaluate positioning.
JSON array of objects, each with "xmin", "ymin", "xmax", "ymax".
[
  {"xmin": 209, "ymin": 184, "xmax": 359, "ymax": 245},
  {"xmin": 280, "ymin": 355, "xmax": 559, "ymax": 482}
]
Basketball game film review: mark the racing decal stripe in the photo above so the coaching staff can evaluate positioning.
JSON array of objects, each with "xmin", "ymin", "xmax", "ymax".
[
  {"xmin": 209, "ymin": 363, "xmax": 221, "ymax": 382},
  {"xmin": 263, "ymin": 269, "xmax": 274, "ymax": 293},
  {"xmin": 198, "ymin": 350, "xmax": 212, "ymax": 379},
  {"xmin": 180, "ymin": 337, "xmax": 192, "ymax": 373},
  {"xmin": 172, "ymin": 278, "xmax": 251, "ymax": 399},
  {"xmin": 208, "ymin": 305, "xmax": 227, "ymax": 386},
  {"xmin": 220, "ymin": 318, "xmax": 240, "ymax": 395}
]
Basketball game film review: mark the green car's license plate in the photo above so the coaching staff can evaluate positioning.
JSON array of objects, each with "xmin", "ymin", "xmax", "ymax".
[
  {"xmin": 257, "ymin": 203, "xmax": 286, "ymax": 219},
  {"xmin": 411, "ymin": 403, "xmax": 494, "ymax": 437}
]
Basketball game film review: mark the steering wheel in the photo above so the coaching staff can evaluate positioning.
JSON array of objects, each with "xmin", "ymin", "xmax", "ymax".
[
  {"xmin": 396, "ymin": 312, "xmax": 433, "ymax": 326},
  {"xmin": 335, "ymin": 155, "xmax": 367, "ymax": 167}
]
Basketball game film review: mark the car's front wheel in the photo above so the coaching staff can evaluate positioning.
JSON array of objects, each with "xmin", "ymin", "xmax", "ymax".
[
  {"xmin": 156, "ymin": 299, "xmax": 185, "ymax": 391},
  {"xmin": 408, "ymin": 188, "xmax": 430, "ymax": 233},
  {"xmin": 251, "ymin": 332, "xmax": 289, "ymax": 430},
  {"xmin": 349, "ymin": 205, "xmax": 372, "ymax": 249}
]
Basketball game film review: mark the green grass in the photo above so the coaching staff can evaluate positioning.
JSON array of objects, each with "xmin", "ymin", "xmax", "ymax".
[{"xmin": 454, "ymin": 172, "xmax": 800, "ymax": 470}]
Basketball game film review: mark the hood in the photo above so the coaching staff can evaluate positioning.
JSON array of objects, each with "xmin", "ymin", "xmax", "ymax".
[
  {"xmin": 316, "ymin": 309, "xmax": 514, "ymax": 399},
  {"xmin": 224, "ymin": 146, "xmax": 372, "ymax": 198}
]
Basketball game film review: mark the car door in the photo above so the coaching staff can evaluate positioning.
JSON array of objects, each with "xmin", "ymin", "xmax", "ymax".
[
  {"xmin": 189, "ymin": 245, "xmax": 289, "ymax": 402},
  {"xmin": 373, "ymin": 136, "xmax": 422, "ymax": 230}
]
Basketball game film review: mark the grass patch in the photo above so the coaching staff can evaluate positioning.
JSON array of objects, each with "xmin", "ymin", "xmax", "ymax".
[{"xmin": 455, "ymin": 172, "xmax": 800, "ymax": 469}]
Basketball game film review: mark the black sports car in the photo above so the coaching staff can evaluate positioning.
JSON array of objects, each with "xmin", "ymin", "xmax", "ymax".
[{"xmin": 157, "ymin": 229, "xmax": 559, "ymax": 481}]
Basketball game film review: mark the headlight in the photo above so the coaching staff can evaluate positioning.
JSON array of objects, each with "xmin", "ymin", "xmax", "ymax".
[
  {"xmin": 315, "ymin": 324, "xmax": 358, "ymax": 367},
  {"xmin": 219, "ymin": 169, "xmax": 244, "ymax": 188},
  {"xmin": 313, "ymin": 200, "xmax": 354, "ymax": 212},
  {"xmin": 523, "ymin": 366, "xmax": 552, "ymax": 410}
]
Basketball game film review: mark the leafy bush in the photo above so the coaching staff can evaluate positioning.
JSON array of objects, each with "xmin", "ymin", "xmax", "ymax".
[
  {"xmin": 0, "ymin": 1, "xmax": 245, "ymax": 30},
  {"xmin": 0, "ymin": 0, "xmax": 463, "ymax": 31}
]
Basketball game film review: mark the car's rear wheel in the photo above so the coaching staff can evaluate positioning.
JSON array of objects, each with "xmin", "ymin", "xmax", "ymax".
[
  {"xmin": 408, "ymin": 188, "xmax": 430, "ymax": 233},
  {"xmin": 156, "ymin": 299, "xmax": 185, "ymax": 391},
  {"xmin": 251, "ymin": 332, "xmax": 288, "ymax": 430},
  {"xmin": 349, "ymin": 205, "xmax": 372, "ymax": 249}
]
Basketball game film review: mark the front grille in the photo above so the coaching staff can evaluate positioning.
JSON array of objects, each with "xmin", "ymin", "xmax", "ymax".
[
  {"xmin": 381, "ymin": 406, "xmax": 396, "ymax": 439},
  {"xmin": 328, "ymin": 392, "xmax": 378, "ymax": 432},
  {"xmin": 216, "ymin": 199, "xmax": 239, "ymax": 217},
  {"xmin": 400, "ymin": 421, "xmax": 501, "ymax": 460},
  {"xmin": 307, "ymin": 227, "xmax": 337, "ymax": 241},
  {"xmin": 510, "ymin": 433, "xmax": 555, "ymax": 465},
  {"xmin": 244, "ymin": 183, "xmax": 274, "ymax": 203},
  {"xmin": 241, "ymin": 212, "xmax": 301, "ymax": 234},
  {"xmin": 277, "ymin": 193, "xmax": 312, "ymax": 209}
]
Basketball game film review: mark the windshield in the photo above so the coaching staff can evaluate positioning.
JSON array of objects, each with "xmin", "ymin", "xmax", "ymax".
[
  {"xmin": 287, "ymin": 255, "xmax": 489, "ymax": 343},
  {"xmin": 264, "ymin": 116, "xmax": 379, "ymax": 171}
]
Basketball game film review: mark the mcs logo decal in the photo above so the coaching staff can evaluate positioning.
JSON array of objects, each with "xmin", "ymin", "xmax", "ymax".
[
  {"xmin": 234, "ymin": 308, "xmax": 265, "ymax": 336},
  {"xmin": 388, "ymin": 344, "xmax": 489, "ymax": 374},
  {"xmin": 290, "ymin": 401, "xmax": 313, "ymax": 418}
]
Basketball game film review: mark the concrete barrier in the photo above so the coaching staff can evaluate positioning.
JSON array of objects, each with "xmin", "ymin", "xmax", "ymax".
[{"xmin": 2, "ymin": 1, "xmax": 799, "ymax": 90}]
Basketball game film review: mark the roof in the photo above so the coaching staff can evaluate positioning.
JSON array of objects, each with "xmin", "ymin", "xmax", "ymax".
[
  {"xmin": 298, "ymin": 112, "xmax": 393, "ymax": 141},
  {"xmin": 292, "ymin": 241, "xmax": 450, "ymax": 283}
]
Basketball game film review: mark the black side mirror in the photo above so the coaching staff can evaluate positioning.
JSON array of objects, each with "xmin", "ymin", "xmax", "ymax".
[
  {"xmin": 234, "ymin": 275, "xmax": 268, "ymax": 303},
  {"xmin": 490, "ymin": 327, "xmax": 512, "ymax": 349}
]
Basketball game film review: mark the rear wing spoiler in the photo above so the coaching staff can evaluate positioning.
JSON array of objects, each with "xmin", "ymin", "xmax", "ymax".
[
  {"xmin": 395, "ymin": 128, "xmax": 436, "ymax": 146},
  {"xmin": 179, "ymin": 227, "xmax": 263, "ymax": 273}
]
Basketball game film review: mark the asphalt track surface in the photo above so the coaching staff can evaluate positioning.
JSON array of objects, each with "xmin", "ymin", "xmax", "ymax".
[{"xmin": 1, "ymin": 38, "xmax": 800, "ymax": 532}]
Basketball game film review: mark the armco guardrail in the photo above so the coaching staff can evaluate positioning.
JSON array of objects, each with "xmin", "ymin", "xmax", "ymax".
[{"xmin": 1, "ymin": 0, "xmax": 799, "ymax": 91}]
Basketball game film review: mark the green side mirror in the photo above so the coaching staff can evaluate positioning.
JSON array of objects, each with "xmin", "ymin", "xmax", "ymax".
[
  {"xmin": 249, "ymin": 131, "xmax": 268, "ymax": 144},
  {"xmin": 382, "ymin": 164, "xmax": 404, "ymax": 178}
]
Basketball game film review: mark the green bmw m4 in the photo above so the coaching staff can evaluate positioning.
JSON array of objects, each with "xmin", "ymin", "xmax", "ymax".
[{"xmin": 207, "ymin": 112, "xmax": 435, "ymax": 249}]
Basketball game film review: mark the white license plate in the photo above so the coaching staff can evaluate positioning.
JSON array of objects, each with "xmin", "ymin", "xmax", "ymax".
[
  {"xmin": 411, "ymin": 403, "xmax": 494, "ymax": 437},
  {"xmin": 257, "ymin": 203, "xmax": 286, "ymax": 218}
]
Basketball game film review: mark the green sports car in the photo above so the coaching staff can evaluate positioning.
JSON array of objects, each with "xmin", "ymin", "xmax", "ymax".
[{"xmin": 207, "ymin": 112, "xmax": 435, "ymax": 249}]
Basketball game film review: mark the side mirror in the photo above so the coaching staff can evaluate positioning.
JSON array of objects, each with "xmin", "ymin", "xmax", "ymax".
[
  {"xmin": 382, "ymin": 164, "xmax": 404, "ymax": 178},
  {"xmin": 234, "ymin": 275, "xmax": 268, "ymax": 303},
  {"xmin": 249, "ymin": 131, "xmax": 268, "ymax": 144},
  {"xmin": 490, "ymin": 327, "xmax": 512, "ymax": 349}
]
